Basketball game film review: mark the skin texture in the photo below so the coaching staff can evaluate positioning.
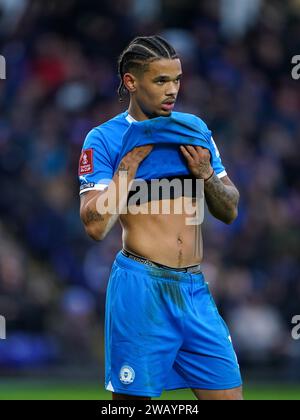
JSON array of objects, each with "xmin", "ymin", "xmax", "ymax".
[{"xmin": 80, "ymin": 58, "xmax": 242, "ymax": 401}]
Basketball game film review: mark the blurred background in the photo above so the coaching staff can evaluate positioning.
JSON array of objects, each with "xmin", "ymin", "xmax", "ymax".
[{"xmin": 0, "ymin": 0, "xmax": 300, "ymax": 400}]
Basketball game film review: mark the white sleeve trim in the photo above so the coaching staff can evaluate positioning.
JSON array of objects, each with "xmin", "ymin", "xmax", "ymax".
[
  {"xmin": 217, "ymin": 170, "xmax": 227, "ymax": 179},
  {"xmin": 79, "ymin": 183, "xmax": 109, "ymax": 195}
]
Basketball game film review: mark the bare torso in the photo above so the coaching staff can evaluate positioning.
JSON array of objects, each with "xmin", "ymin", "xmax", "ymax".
[{"xmin": 119, "ymin": 197, "xmax": 202, "ymax": 268}]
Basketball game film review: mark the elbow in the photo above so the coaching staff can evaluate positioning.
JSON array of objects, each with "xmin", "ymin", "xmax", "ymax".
[
  {"xmin": 85, "ymin": 224, "xmax": 107, "ymax": 241},
  {"xmin": 224, "ymin": 191, "xmax": 240, "ymax": 224},
  {"xmin": 80, "ymin": 206, "xmax": 107, "ymax": 241},
  {"xmin": 223, "ymin": 207, "xmax": 238, "ymax": 225},
  {"xmin": 80, "ymin": 216, "xmax": 106, "ymax": 240}
]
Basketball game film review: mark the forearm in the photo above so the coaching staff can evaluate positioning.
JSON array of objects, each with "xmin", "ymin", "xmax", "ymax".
[
  {"xmin": 81, "ymin": 160, "xmax": 138, "ymax": 240},
  {"xmin": 204, "ymin": 173, "xmax": 240, "ymax": 224}
]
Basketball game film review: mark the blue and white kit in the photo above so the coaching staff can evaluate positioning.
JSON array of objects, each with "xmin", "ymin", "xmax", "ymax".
[
  {"xmin": 78, "ymin": 111, "xmax": 227, "ymax": 195},
  {"xmin": 78, "ymin": 111, "xmax": 242, "ymax": 396},
  {"xmin": 104, "ymin": 251, "xmax": 242, "ymax": 397}
]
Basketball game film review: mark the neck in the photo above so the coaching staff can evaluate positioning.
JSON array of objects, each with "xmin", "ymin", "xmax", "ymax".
[{"xmin": 127, "ymin": 102, "xmax": 150, "ymax": 122}]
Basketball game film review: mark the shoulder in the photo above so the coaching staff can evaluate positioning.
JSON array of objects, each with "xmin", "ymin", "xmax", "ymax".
[
  {"xmin": 85, "ymin": 112, "xmax": 129, "ymax": 145},
  {"xmin": 82, "ymin": 112, "xmax": 130, "ymax": 170}
]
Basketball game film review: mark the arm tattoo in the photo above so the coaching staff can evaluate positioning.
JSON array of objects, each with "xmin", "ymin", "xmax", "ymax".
[
  {"xmin": 204, "ymin": 173, "xmax": 239, "ymax": 223},
  {"xmin": 82, "ymin": 207, "xmax": 105, "ymax": 224}
]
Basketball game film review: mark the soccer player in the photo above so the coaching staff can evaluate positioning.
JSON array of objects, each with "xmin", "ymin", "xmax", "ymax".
[{"xmin": 79, "ymin": 36, "xmax": 243, "ymax": 400}]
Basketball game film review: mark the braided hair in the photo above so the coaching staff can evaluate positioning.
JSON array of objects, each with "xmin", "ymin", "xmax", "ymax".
[{"xmin": 117, "ymin": 35, "xmax": 179, "ymax": 102}]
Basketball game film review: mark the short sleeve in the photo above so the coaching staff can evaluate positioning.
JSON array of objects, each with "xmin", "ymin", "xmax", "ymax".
[
  {"xmin": 78, "ymin": 128, "xmax": 114, "ymax": 195},
  {"xmin": 209, "ymin": 136, "xmax": 227, "ymax": 178}
]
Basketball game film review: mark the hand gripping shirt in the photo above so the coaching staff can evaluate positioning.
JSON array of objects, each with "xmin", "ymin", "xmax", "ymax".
[{"xmin": 78, "ymin": 111, "xmax": 227, "ymax": 195}]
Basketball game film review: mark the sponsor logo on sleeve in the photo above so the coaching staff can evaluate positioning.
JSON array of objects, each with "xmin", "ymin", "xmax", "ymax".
[{"xmin": 79, "ymin": 149, "xmax": 94, "ymax": 175}]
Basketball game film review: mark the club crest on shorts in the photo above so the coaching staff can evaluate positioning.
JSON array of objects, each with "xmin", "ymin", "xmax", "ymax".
[{"xmin": 119, "ymin": 365, "xmax": 135, "ymax": 385}]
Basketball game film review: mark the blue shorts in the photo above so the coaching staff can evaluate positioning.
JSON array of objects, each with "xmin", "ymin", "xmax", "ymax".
[{"xmin": 105, "ymin": 251, "xmax": 242, "ymax": 397}]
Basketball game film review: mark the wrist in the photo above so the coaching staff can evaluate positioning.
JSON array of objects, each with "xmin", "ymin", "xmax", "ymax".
[{"xmin": 203, "ymin": 169, "xmax": 215, "ymax": 182}]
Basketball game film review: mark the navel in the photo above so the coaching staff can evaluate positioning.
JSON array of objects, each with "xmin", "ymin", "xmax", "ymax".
[{"xmin": 177, "ymin": 235, "xmax": 183, "ymax": 245}]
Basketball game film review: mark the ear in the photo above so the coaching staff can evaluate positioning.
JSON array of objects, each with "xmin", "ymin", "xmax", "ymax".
[{"xmin": 123, "ymin": 73, "xmax": 137, "ymax": 94}]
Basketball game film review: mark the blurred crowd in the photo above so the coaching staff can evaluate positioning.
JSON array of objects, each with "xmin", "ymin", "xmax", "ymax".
[{"xmin": 0, "ymin": 0, "xmax": 300, "ymax": 379}]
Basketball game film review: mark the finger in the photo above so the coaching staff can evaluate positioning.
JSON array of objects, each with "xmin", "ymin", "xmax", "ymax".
[
  {"xmin": 180, "ymin": 145, "xmax": 194, "ymax": 162},
  {"xmin": 184, "ymin": 145, "xmax": 199, "ymax": 159},
  {"xmin": 195, "ymin": 146, "xmax": 210, "ymax": 156},
  {"xmin": 181, "ymin": 145, "xmax": 195, "ymax": 160}
]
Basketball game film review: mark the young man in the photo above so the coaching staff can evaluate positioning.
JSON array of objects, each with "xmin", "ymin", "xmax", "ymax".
[{"xmin": 79, "ymin": 36, "xmax": 243, "ymax": 400}]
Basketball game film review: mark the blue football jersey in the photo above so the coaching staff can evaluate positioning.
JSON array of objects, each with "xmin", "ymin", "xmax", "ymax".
[{"xmin": 78, "ymin": 111, "xmax": 227, "ymax": 195}]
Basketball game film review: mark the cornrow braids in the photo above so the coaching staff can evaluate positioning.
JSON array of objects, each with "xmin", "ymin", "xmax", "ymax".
[{"xmin": 117, "ymin": 35, "xmax": 179, "ymax": 102}]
